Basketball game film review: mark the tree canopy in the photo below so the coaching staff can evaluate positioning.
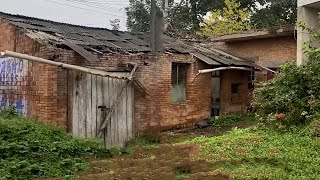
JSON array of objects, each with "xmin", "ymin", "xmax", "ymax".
[
  {"xmin": 250, "ymin": 0, "xmax": 297, "ymax": 29},
  {"xmin": 125, "ymin": 0, "xmax": 297, "ymax": 36},
  {"xmin": 198, "ymin": 0, "xmax": 251, "ymax": 37}
]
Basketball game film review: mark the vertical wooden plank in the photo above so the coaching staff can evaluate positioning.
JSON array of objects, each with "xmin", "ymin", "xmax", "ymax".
[
  {"xmin": 126, "ymin": 82, "xmax": 134, "ymax": 140},
  {"xmin": 120, "ymin": 80, "xmax": 128, "ymax": 148},
  {"xmin": 67, "ymin": 70, "xmax": 73, "ymax": 133},
  {"xmin": 86, "ymin": 74, "xmax": 92, "ymax": 138},
  {"xmin": 78, "ymin": 72, "xmax": 87, "ymax": 138},
  {"xmin": 72, "ymin": 71, "xmax": 79, "ymax": 136},
  {"xmin": 114, "ymin": 79, "xmax": 120, "ymax": 147},
  {"xmin": 117, "ymin": 80, "xmax": 123, "ymax": 148},
  {"xmin": 104, "ymin": 77, "xmax": 111, "ymax": 148},
  {"xmin": 91, "ymin": 75, "xmax": 97, "ymax": 138},
  {"xmin": 109, "ymin": 78, "xmax": 116, "ymax": 147},
  {"xmin": 96, "ymin": 76, "xmax": 103, "ymax": 138}
]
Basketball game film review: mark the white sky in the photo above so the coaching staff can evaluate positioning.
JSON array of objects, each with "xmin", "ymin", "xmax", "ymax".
[{"xmin": 0, "ymin": 0, "xmax": 129, "ymax": 30}]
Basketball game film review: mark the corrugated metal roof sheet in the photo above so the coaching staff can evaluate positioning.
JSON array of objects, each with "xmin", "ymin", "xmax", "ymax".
[
  {"xmin": 191, "ymin": 52, "xmax": 221, "ymax": 65},
  {"xmin": 0, "ymin": 12, "xmax": 254, "ymax": 68}
]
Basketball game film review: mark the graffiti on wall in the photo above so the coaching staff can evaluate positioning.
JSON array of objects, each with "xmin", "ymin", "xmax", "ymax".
[{"xmin": 0, "ymin": 57, "xmax": 28, "ymax": 115}]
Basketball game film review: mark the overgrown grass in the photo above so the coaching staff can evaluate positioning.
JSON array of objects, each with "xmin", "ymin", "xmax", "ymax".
[
  {"xmin": 208, "ymin": 113, "xmax": 256, "ymax": 127},
  {"xmin": 0, "ymin": 111, "xmax": 116, "ymax": 179},
  {"xmin": 126, "ymin": 134, "xmax": 160, "ymax": 150},
  {"xmin": 182, "ymin": 127, "xmax": 320, "ymax": 179},
  {"xmin": 175, "ymin": 167, "xmax": 191, "ymax": 180}
]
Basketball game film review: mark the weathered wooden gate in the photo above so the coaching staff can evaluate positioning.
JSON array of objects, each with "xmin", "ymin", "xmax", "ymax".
[{"xmin": 68, "ymin": 70, "xmax": 134, "ymax": 148}]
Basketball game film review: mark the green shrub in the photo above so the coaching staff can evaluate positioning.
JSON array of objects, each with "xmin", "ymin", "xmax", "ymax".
[
  {"xmin": 253, "ymin": 60, "xmax": 320, "ymax": 129},
  {"xmin": 254, "ymin": 20, "xmax": 320, "ymax": 129},
  {"xmin": 175, "ymin": 167, "xmax": 191, "ymax": 180},
  {"xmin": 0, "ymin": 113, "xmax": 113, "ymax": 179},
  {"xmin": 208, "ymin": 113, "xmax": 255, "ymax": 127}
]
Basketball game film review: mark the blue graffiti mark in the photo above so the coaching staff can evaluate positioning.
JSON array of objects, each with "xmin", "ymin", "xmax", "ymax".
[
  {"xmin": 0, "ymin": 58, "xmax": 26, "ymax": 115},
  {"xmin": 0, "ymin": 94, "xmax": 7, "ymax": 108},
  {"xmin": 0, "ymin": 61, "xmax": 6, "ymax": 86},
  {"xmin": 12, "ymin": 62, "xmax": 17, "ymax": 85},
  {"xmin": 15, "ymin": 97, "xmax": 24, "ymax": 114},
  {"xmin": 0, "ymin": 58, "xmax": 24, "ymax": 85},
  {"xmin": 18, "ymin": 59, "xmax": 24, "ymax": 72}
]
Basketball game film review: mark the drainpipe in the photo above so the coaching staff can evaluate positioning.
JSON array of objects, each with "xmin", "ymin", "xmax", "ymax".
[
  {"xmin": 198, "ymin": 66, "xmax": 253, "ymax": 74},
  {"xmin": 192, "ymin": 66, "xmax": 254, "ymax": 84}
]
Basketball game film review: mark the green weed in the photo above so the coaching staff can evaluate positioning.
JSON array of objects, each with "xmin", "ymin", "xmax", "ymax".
[
  {"xmin": 0, "ymin": 112, "xmax": 114, "ymax": 179},
  {"xmin": 182, "ymin": 127, "xmax": 320, "ymax": 179},
  {"xmin": 175, "ymin": 167, "xmax": 191, "ymax": 180}
]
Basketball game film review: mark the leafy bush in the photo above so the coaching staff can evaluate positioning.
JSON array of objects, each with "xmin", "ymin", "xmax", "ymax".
[
  {"xmin": 0, "ymin": 112, "xmax": 114, "ymax": 179},
  {"xmin": 254, "ymin": 20, "xmax": 320, "ymax": 129},
  {"xmin": 253, "ymin": 62, "xmax": 316, "ymax": 128},
  {"xmin": 208, "ymin": 113, "xmax": 255, "ymax": 127}
]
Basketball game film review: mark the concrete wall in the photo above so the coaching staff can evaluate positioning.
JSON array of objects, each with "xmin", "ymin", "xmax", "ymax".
[
  {"xmin": 298, "ymin": 0, "xmax": 320, "ymax": 7},
  {"xmin": 297, "ymin": 5, "xmax": 320, "ymax": 65}
]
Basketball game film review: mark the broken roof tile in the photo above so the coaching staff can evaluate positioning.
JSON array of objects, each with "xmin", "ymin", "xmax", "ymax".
[{"xmin": 0, "ymin": 11, "xmax": 254, "ymax": 68}]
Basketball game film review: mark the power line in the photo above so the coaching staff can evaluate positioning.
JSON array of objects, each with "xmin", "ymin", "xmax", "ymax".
[
  {"xmin": 64, "ymin": 0, "xmax": 128, "ymax": 8},
  {"xmin": 61, "ymin": 0, "xmax": 126, "ymax": 13},
  {"xmin": 69, "ymin": 0, "xmax": 129, "ymax": 6},
  {"xmin": 44, "ymin": 0, "xmax": 127, "ymax": 18}
]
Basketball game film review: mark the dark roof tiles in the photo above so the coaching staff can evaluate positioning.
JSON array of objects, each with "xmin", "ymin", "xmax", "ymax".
[{"xmin": 0, "ymin": 11, "xmax": 254, "ymax": 67}]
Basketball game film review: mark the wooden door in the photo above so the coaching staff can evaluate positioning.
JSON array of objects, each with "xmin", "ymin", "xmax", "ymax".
[{"xmin": 68, "ymin": 70, "xmax": 134, "ymax": 148}]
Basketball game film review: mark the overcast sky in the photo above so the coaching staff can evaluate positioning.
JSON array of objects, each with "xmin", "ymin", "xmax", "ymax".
[{"xmin": 0, "ymin": 0, "xmax": 129, "ymax": 30}]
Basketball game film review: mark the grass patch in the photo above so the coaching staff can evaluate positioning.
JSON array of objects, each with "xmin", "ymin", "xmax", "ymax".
[
  {"xmin": 208, "ymin": 113, "xmax": 256, "ymax": 127},
  {"xmin": 127, "ymin": 134, "xmax": 160, "ymax": 150},
  {"xmin": 175, "ymin": 167, "xmax": 191, "ymax": 180},
  {"xmin": 182, "ymin": 127, "xmax": 320, "ymax": 179},
  {"xmin": 0, "ymin": 111, "xmax": 116, "ymax": 179}
]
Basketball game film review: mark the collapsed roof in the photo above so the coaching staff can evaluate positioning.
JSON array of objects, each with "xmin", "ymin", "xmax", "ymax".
[{"xmin": 0, "ymin": 12, "xmax": 254, "ymax": 68}]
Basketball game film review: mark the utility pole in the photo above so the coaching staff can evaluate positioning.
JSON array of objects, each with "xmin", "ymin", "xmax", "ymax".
[
  {"xmin": 163, "ymin": 0, "xmax": 169, "ymax": 31},
  {"xmin": 150, "ymin": 0, "xmax": 157, "ymax": 55}
]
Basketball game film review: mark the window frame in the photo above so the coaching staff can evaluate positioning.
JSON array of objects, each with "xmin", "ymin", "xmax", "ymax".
[
  {"xmin": 170, "ymin": 62, "xmax": 188, "ymax": 103},
  {"xmin": 231, "ymin": 83, "xmax": 240, "ymax": 103}
]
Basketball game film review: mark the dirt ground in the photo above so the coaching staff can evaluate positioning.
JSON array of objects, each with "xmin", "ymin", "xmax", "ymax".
[
  {"xmin": 75, "ymin": 121, "xmax": 258, "ymax": 180},
  {"xmin": 160, "ymin": 121, "xmax": 258, "ymax": 144}
]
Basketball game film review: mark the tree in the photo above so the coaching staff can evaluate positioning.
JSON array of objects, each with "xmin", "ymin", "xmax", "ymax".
[
  {"xmin": 198, "ymin": 0, "xmax": 251, "ymax": 37},
  {"xmin": 126, "ymin": 0, "xmax": 151, "ymax": 32},
  {"xmin": 126, "ymin": 0, "xmax": 260, "ymax": 34},
  {"xmin": 110, "ymin": 19, "xmax": 120, "ymax": 31},
  {"xmin": 250, "ymin": 0, "xmax": 297, "ymax": 29},
  {"xmin": 125, "ymin": 0, "xmax": 296, "ymax": 35}
]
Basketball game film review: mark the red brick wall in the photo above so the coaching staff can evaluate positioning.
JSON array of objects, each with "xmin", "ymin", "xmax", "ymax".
[
  {"xmin": 0, "ymin": 18, "xmax": 68, "ymax": 129},
  {"xmin": 0, "ymin": 18, "xmax": 250, "ymax": 134},
  {"xmin": 84, "ymin": 53, "xmax": 212, "ymax": 133},
  {"xmin": 212, "ymin": 36, "xmax": 297, "ymax": 81},
  {"xmin": 220, "ymin": 70, "xmax": 250, "ymax": 115},
  {"xmin": 58, "ymin": 51, "xmax": 213, "ymax": 133}
]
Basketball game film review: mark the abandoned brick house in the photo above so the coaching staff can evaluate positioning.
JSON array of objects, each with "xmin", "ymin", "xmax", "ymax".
[
  {"xmin": 210, "ymin": 26, "xmax": 296, "ymax": 82},
  {"xmin": 0, "ymin": 12, "xmax": 255, "ymax": 144}
]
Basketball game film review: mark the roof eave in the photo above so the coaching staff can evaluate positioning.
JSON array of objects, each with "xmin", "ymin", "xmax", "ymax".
[{"xmin": 211, "ymin": 27, "xmax": 295, "ymax": 43}]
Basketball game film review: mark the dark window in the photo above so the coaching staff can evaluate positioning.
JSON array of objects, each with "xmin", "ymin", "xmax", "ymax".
[
  {"xmin": 212, "ymin": 71, "xmax": 220, "ymax": 77},
  {"xmin": 171, "ymin": 63, "xmax": 187, "ymax": 102},
  {"xmin": 231, "ymin": 83, "xmax": 240, "ymax": 102},
  {"xmin": 248, "ymin": 71, "xmax": 255, "ymax": 89}
]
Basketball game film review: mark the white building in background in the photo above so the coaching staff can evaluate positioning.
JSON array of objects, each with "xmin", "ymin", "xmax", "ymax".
[{"xmin": 297, "ymin": 0, "xmax": 320, "ymax": 65}]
